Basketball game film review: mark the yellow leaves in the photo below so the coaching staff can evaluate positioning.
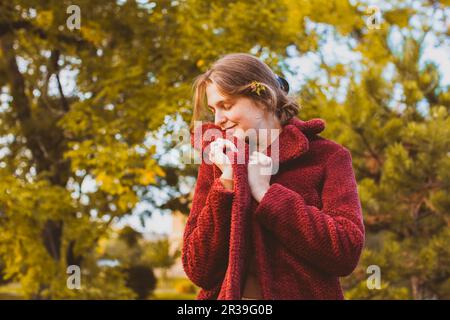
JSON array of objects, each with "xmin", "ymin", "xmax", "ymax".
[
  {"xmin": 88, "ymin": 143, "xmax": 164, "ymax": 214},
  {"xmin": 124, "ymin": 156, "xmax": 165, "ymax": 186},
  {"xmin": 428, "ymin": 190, "xmax": 450, "ymax": 215},
  {"xmin": 64, "ymin": 140, "xmax": 96, "ymax": 169},
  {"xmin": 403, "ymin": 80, "xmax": 424, "ymax": 103},
  {"xmin": 330, "ymin": 63, "xmax": 347, "ymax": 77},
  {"xmin": 431, "ymin": 105, "xmax": 448, "ymax": 119},
  {"xmin": 35, "ymin": 10, "xmax": 53, "ymax": 29},
  {"xmin": 303, "ymin": 0, "xmax": 362, "ymax": 36},
  {"xmin": 419, "ymin": 73, "xmax": 431, "ymax": 86},
  {"xmin": 139, "ymin": 170, "xmax": 157, "ymax": 185},
  {"xmin": 384, "ymin": 9, "xmax": 414, "ymax": 28},
  {"xmin": 96, "ymin": 171, "xmax": 125, "ymax": 195},
  {"xmin": 154, "ymin": 164, "xmax": 165, "ymax": 178},
  {"xmin": 66, "ymin": 130, "xmax": 164, "ymax": 215},
  {"xmin": 117, "ymin": 190, "xmax": 138, "ymax": 211},
  {"xmin": 139, "ymin": 162, "xmax": 165, "ymax": 185},
  {"xmin": 80, "ymin": 21, "xmax": 108, "ymax": 47},
  {"xmin": 96, "ymin": 236, "xmax": 109, "ymax": 256},
  {"xmin": 291, "ymin": 0, "xmax": 312, "ymax": 16},
  {"xmin": 355, "ymin": 30, "xmax": 391, "ymax": 66},
  {"xmin": 196, "ymin": 59, "xmax": 205, "ymax": 68},
  {"xmin": 282, "ymin": 0, "xmax": 311, "ymax": 33},
  {"xmin": 381, "ymin": 118, "xmax": 404, "ymax": 140}
]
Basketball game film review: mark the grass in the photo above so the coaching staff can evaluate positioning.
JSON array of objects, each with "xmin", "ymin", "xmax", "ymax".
[
  {"xmin": 152, "ymin": 291, "xmax": 197, "ymax": 300},
  {"xmin": 151, "ymin": 276, "xmax": 199, "ymax": 300},
  {"xmin": 0, "ymin": 276, "xmax": 199, "ymax": 300},
  {"xmin": 0, "ymin": 282, "xmax": 24, "ymax": 300}
]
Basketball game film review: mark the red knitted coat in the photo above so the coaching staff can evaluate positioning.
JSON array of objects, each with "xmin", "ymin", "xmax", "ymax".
[{"xmin": 182, "ymin": 118, "xmax": 365, "ymax": 300}]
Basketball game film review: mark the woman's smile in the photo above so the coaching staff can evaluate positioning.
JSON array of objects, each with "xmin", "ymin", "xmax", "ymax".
[{"xmin": 224, "ymin": 123, "xmax": 237, "ymax": 133}]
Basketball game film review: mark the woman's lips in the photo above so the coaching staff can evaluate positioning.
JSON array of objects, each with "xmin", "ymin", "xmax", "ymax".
[{"xmin": 224, "ymin": 124, "xmax": 237, "ymax": 132}]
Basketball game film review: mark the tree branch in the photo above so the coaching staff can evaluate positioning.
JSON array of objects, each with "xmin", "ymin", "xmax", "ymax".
[{"xmin": 0, "ymin": 19, "xmax": 95, "ymax": 52}]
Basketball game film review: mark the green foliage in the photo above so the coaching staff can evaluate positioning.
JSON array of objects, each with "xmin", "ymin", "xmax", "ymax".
[
  {"xmin": 124, "ymin": 265, "xmax": 156, "ymax": 300},
  {"xmin": 296, "ymin": 1, "xmax": 449, "ymax": 299},
  {"xmin": 142, "ymin": 238, "xmax": 181, "ymax": 271}
]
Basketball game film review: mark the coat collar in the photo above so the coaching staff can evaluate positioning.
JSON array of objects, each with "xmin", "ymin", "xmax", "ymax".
[
  {"xmin": 191, "ymin": 117, "xmax": 326, "ymax": 163},
  {"xmin": 272, "ymin": 117, "xmax": 325, "ymax": 163}
]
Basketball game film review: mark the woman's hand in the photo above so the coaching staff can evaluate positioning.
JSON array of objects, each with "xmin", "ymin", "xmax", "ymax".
[
  {"xmin": 248, "ymin": 151, "xmax": 273, "ymax": 202},
  {"xmin": 208, "ymin": 138, "xmax": 237, "ymax": 190}
]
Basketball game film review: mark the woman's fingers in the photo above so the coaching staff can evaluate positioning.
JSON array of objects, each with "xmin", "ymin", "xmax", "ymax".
[
  {"xmin": 211, "ymin": 143, "xmax": 272, "ymax": 167},
  {"xmin": 209, "ymin": 138, "xmax": 238, "ymax": 166},
  {"xmin": 221, "ymin": 139, "xmax": 238, "ymax": 153},
  {"xmin": 212, "ymin": 138, "xmax": 238, "ymax": 153},
  {"xmin": 250, "ymin": 151, "xmax": 272, "ymax": 166},
  {"xmin": 209, "ymin": 140, "xmax": 233, "ymax": 167},
  {"xmin": 208, "ymin": 149, "xmax": 215, "ymax": 163},
  {"xmin": 259, "ymin": 154, "xmax": 272, "ymax": 166}
]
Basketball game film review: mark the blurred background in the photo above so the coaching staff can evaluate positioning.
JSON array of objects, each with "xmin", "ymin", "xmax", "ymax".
[{"xmin": 0, "ymin": 0, "xmax": 448, "ymax": 300}]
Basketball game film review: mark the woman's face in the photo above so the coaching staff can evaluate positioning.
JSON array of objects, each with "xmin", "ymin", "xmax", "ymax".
[{"xmin": 206, "ymin": 81, "xmax": 269, "ymax": 139}]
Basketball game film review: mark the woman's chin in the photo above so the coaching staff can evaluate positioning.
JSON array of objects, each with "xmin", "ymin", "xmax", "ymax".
[
  {"xmin": 224, "ymin": 126, "xmax": 238, "ymax": 137},
  {"xmin": 231, "ymin": 130, "xmax": 245, "ymax": 140}
]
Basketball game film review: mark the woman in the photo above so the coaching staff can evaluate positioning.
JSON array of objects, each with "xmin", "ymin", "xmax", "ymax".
[{"xmin": 182, "ymin": 53, "xmax": 365, "ymax": 300}]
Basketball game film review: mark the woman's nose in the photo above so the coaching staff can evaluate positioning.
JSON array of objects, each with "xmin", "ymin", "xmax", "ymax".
[{"xmin": 214, "ymin": 110, "xmax": 227, "ymax": 126}]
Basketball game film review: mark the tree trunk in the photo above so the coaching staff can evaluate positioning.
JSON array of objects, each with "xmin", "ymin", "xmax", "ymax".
[{"xmin": 411, "ymin": 276, "xmax": 424, "ymax": 300}]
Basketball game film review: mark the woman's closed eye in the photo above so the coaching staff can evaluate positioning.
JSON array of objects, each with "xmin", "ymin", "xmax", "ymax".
[
  {"xmin": 208, "ymin": 103, "xmax": 233, "ymax": 113},
  {"xmin": 223, "ymin": 103, "xmax": 233, "ymax": 110}
]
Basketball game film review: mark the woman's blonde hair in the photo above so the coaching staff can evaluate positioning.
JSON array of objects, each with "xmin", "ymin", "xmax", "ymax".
[{"xmin": 191, "ymin": 53, "xmax": 300, "ymax": 127}]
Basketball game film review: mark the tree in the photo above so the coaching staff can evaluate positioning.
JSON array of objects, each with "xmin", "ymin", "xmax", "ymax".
[
  {"xmin": 142, "ymin": 238, "xmax": 180, "ymax": 282},
  {"xmin": 296, "ymin": 1, "xmax": 449, "ymax": 299},
  {"xmin": 124, "ymin": 265, "xmax": 156, "ymax": 300},
  {"xmin": 100, "ymin": 226, "xmax": 157, "ymax": 299}
]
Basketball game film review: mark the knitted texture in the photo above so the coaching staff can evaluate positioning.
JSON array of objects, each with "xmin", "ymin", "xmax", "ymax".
[{"xmin": 182, "ymin": 118, "xmax": 365, "ymax": 300}]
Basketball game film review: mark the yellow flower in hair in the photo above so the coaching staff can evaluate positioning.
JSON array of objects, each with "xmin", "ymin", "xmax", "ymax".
[{"xmin": 250, "ymin": 81, "xmax": 266, "ymax": 96}]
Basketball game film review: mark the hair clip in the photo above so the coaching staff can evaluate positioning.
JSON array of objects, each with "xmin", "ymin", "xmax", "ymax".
[
  {"xmin": 276, "ymin": 75, "xmax": 289, "ymax": 93},
  {"xmin": 250, "ymin": 81, "xmax": 266, "ymax": 96}
]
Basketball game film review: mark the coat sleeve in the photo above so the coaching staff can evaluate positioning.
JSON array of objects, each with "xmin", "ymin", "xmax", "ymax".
[
  {"xmin": 254, "ymin": 147, "xmax": 365, "ymax": 276},
  {"xmin": 182, "ymin": 161, "xmax": 234, "ymax": 289}
]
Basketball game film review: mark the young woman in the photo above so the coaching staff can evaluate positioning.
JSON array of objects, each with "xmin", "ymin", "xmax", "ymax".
[{"xmin": 182, "ymin": 53, "xmax": 365, "ymax": 300}]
